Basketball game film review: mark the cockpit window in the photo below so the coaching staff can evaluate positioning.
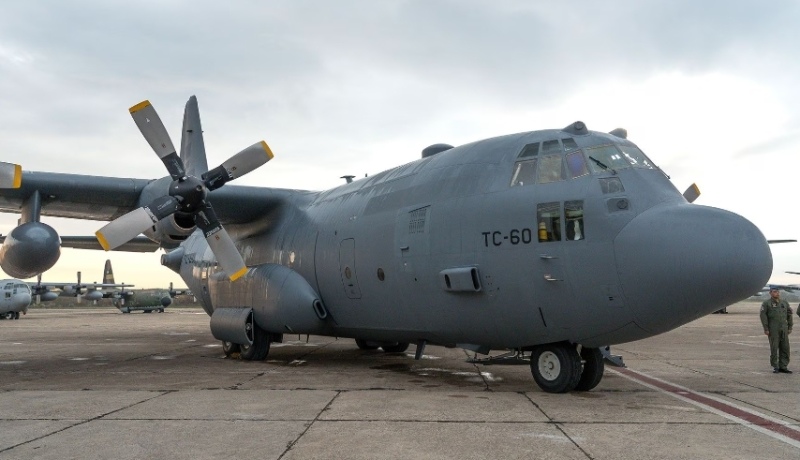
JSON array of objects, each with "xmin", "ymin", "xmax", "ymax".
[
  {"xmin": 618, "ymin": 145, "xmax": 655, "ymax": 169},
  {"xmin": 541, "ymin": 140, "xmax": 561, "ymax": 154},
  {"xmin": 518, "ymin": 143, "xmax": 539, "ymax": 158},
  {"xmin": 537, "ymin": 155, "xmax": 566, "ymax": 184},
  {"xmin": 586, "ymin": 144, "xmax": 657, "ymax": 173},
  {"xmin": 585, "ymin": 145, "xmax": 629, "ymax": 173},
  {"xmin": 510, "ymin": 159, "xmax": 537, "ymax": 186},
  {"xmin": 566, "ymin": 151, "xmax": 589, "ymax": 178},
  {"xmin": 562, "ymin": 138, "xmax": 578, "ymax": 151}
]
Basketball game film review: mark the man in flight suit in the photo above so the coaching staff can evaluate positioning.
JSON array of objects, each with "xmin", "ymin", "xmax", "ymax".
[{"xmin": 760, "ymin": 288, "xmax": 793, "ymax": 373}]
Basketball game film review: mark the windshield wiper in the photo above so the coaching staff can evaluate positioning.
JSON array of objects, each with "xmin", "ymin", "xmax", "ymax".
[{"xmin": 589, "ymin": 156, "xmax": 616, "ymax": 174}]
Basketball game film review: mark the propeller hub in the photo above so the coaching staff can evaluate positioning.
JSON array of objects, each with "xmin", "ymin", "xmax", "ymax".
[{"xmin": 170, "ymin": 176, "xmax": 207, "ymax": 212}]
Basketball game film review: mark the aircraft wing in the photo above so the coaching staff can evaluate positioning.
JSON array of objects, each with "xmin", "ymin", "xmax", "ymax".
[
  {"xmin": 0, "ymin": 170, "xmax": 294, "ymax": 225},
  {"xmin": 31, "ymin": 282, "xmax": 134, "ymax": 291},
  {"xmin": 0, "ymin": 172, "xmax": 150, "ymax": 221},
  {"xmin": 0, "ymin": 235, "xmax": 160, "ymax": 252}
]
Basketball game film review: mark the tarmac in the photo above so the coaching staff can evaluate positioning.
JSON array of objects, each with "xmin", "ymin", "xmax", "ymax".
[{"xmin": 0, "ymin": 301, "xmax": 798, "ymax": 459}]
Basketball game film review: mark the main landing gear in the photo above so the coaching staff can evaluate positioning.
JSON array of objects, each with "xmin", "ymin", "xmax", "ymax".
[
  {"xmin": 529, "ymin": 343, "xmax": 605, "ymax": 393},
  {"xmin": 355, "ymin": 339, "xmax": 410, "ymax": 353},
  {"xmin": 221, "ymin": 315, "xmax": 270, "ymax": 361},
  {"xmin": 1, "ymin": 311, "xmax": 20, "ymax": 320}
]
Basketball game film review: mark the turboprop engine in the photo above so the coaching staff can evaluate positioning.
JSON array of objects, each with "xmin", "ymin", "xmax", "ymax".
[{"xmin": 0, "ymin": 222, "xmax": 60, "ymax": 278}]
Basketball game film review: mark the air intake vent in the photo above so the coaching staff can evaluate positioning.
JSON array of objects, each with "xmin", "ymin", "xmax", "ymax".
[{"xmin": 408, "ymin": 206, "xmax": 429, "ymax": 234}]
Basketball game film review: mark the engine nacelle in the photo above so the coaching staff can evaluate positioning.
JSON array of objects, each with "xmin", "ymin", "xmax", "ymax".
[
  {"xmin": 0, "ymin": 222, "xmax": 60, "ymax": 278},
  {"xmin": 142, "ymin": 213, "xmax": 196, "ymax": 249},
  {"xmin": 83, "ymin": 290, "xmax": 104, "ymax": 301},
  {"xmin": 212, "ymin": 263, "xmax": 329, "ymax": 336},
  {"xmin": 40, "ymin": 291, "xmax": 59, "ymax": 302},
  {"xmin": 160, "ymin": 296, "xmax": 172, "ymax": 307}
]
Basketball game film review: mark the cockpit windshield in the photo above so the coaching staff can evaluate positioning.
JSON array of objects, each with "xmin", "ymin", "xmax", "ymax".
[
  {"xmin": 585, "ymin": 144, "xmax": 655, "ymax": 174},
  {"xmin": 511, "ymin": 140, "xmax": 657, "ymax": 188}
]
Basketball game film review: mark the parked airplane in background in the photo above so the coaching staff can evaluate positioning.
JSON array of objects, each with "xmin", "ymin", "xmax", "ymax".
[
  {"xmin": 29, "ymin": 259, "xmax": 134, "ymax": 304},
  {"xmin": 0, "ymin": 279, "xmax": 31, "ymax": 320},
  {"xmin": 0, "ymin": 96, "xmax": 774, "ymax": 393},
  {"xmin": 112, "ymin": 281, "xmax": 193, "ymax": 314}
]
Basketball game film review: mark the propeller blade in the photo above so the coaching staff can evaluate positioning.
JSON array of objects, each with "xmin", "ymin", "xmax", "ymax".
[
  {"xmin": 129, "ymin": 100, "xmax": 186, "ymax": 180},
  {"xmin": 0, "ymin": 162, "xmax": 22, "ymax": 189},
  {"xmin": 682, "ymin": 183, "xmax": 700, "ymax": 203},
  {"xmin": 194, "ymin": 203, "xmax": 247, "ymax": 281},
  {"xmin": 180, "ymin": 96, "xmax": 209, "ymax": 177},
  {"xmin": 96, "ymin": 196, "xmax": 180, "ymax": 250},
  {"xmin": 202, "ymin": 141, "xmax": 273, "ymax": 191}
]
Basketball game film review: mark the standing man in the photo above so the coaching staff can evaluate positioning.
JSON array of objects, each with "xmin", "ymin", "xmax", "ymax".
[{"xmin": 760, "ymin": 288, "xmax": 793, "ymax": 373}]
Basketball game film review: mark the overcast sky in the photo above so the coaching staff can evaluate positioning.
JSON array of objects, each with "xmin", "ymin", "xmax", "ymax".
[{"xmin": 0, "ymin": 0, "xmax": 798, "ymax": 288}]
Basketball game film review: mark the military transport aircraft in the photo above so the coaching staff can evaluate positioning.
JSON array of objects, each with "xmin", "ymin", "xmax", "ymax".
[
  {"xmin": 112, "ymin": 282, "xmax": 192, "ymax": 314},
  {"xmin": 0, "ymin": 278, "xmax": 32, "ymax": 320},
  {"xmin": 27, "ymin": 259, "xmax": 134, "ymax": 304},
  {"xmin": 0, "ymin": 96, "xmax": 773, "ymax": 393}
]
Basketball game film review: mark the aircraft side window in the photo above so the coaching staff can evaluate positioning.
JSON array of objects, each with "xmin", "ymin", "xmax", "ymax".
[
  {"xmin": 537, "ymin": 154, "xmax": 566, "ymax": 184},
  {"xmin": 537, "ymin": 202, "xmax": 561, "ymax": 242},
  {"xmin": 566, "ymin": 151, "xmax": 589, "ymax": 178},
  {"xmin": 517, "ymin": 142, "xmax": 539, "ymax": 158},
  {"xmin": 4, "ymin": 292, "xmax": 10, "ymax": 298},
  {"xmin": 562, "ymin": 138, "xmax": 578, "ymax": 151},
  {"xmin": 599, "ymin": 177, "xmax": 625, "ymax": 194},
  {"xmin": 510, "ymin": 159, "xmax": 537, "ymax": 187},
  {"xmin": 565, "ymin": 200, "xmax": 584, "ymax": 240}
]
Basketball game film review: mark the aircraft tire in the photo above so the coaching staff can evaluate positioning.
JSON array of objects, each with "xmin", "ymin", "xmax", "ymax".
[
  {"xmin": 355, "ymin": 339, "xmax": 379, "ymax": 350},
  {"xmin": 381, "ymin": 342, "xmax": 409, "ymax": 353},
  {"xmin": 14, "ymin": 311, "xmax": 20, "ymax": 320},
  {"xmin": 222, "ymin": 341, "xmax": 240, "ymax": 357},
  {"xmin": 574, "ymin": 347, "xmax": 604, "ymax": 391},
  {"xmin": 530, "ymin": 343, "xmax": 582, "ymax": 393},
  {"xmin": 239, "ymin": 325, "xmax": 269, "ymax": 361}
]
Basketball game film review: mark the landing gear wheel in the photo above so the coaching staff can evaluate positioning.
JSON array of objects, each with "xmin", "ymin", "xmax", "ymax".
[
  {"xmin": 530, "ymin": 343, "xmax": 582, "ymax": 393},
  {"xmin": 355, "ymin": 339, "xmax": 379, "ymax": 350},
  {"xmin": 574, "ymin": 347, "xmax": 605, "ymax": 391},
  {"xmin": 14, "ymin": 311, "xmax": 20, "ymax": 320},
  {"xmin": 381, "ymin": 342, "xmax": 409, "ymax": 353},
  {"xmin": 222, "ymin": 341, "xmax": 240, "ymax": 357},
  {"xmin": 239, "ymin": 321, "xmax": 269, "ymax": 361}
]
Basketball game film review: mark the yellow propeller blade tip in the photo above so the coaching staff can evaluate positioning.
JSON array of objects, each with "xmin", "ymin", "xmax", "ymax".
[
  {"xmin": 95, "ymin": 231, "xmax": 111, "ymax": 251},
  {"xmin": 229, "ymin": 267, "xmax": 248, "ymax": 282},
  {"xmin": 260, "ymin": 141, "xmax": 274, "ymax": 160},
  {"xmin": 12, "ymin": 164, "xmax": 21, "ymax": 188},
  {"xmin": 129, "ymin": 100, "xmax": 152, "ymax": 114}
]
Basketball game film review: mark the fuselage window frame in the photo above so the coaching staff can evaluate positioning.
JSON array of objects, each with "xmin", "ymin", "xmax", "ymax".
[{"xmin": 537, "ymin": 202, "xmax": 562, "ymax": 243}]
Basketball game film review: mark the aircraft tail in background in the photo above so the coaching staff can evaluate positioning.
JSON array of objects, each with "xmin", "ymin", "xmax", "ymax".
[{"xmin": 102, "ymin": 259, "xmax": 114, "ymax": 285}]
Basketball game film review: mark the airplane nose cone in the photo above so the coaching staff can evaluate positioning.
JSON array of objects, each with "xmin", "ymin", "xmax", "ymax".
[{"xmin": 615, "ymin": 204, "xmax": 771, "ymax": 334}]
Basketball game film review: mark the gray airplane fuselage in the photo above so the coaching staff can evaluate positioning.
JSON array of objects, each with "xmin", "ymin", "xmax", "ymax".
[
  {"xmin": 0, "ymin": 280, "xmax": 32, "ymax": 317},
  {"xmin": 174, "ymin": 127, "xmax": 771, "ymax": 351}
]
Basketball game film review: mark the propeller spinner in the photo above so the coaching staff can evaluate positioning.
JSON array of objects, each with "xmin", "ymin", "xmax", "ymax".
[{"xmin": 96, "ymin": 99, "xmax": 273, "ymax": 281}]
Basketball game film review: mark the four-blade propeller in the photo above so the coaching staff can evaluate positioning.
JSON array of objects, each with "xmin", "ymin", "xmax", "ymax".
[{"xmin": 96, "ymin": 99, "xmax": 272, "ymax": 281}]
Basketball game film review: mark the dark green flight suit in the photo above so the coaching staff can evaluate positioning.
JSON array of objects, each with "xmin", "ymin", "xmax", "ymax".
[{"xmin": 760, "ymin": 298, "xmax": 793, "ymax": 370}]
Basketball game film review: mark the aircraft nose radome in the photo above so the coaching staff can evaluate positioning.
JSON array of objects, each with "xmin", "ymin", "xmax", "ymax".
[{"xmin": 614, "ymin": 204, "xmax": 772, "ymax": 334}]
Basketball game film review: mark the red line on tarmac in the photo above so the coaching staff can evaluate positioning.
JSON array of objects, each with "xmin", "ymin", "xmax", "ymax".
[{"xmin": 614, "ymin": 367, "xmax": 800, "ymax": 443}]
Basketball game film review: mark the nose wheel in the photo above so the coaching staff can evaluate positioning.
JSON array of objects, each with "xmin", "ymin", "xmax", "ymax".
[{"xmin": 530, "ymin": 343, "xmax": 582, "ymax": 393}]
